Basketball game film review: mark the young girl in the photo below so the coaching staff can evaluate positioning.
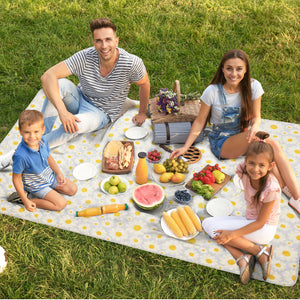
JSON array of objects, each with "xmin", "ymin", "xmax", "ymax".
[
  {"xmin": 202, "ymin": 132, "xmax": 281, "ymax": 284},
  {"xmin": 170, "ymin": 49, "xmax": 300, "ymax": 214}
]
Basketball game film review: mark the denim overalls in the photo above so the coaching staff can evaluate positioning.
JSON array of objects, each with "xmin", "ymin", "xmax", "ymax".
[{"xmin": 208, "ymin": 84, "xmax": 241, "ymax": 159}]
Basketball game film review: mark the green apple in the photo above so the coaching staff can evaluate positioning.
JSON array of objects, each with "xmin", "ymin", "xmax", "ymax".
[
  {"xmin": 109, "ymin": 175, "xmax": 120, "ymax": 186},
  {"xmin": 103, "ymin": 181, "xmax": 111, "ymax": 192},
  {"xmin": 108, "ymin": 185, "xmax": 119, "ymax": 195},
  {"xmin": 118, "ymin": 182, "xmax": 127, "ymax": 193}
]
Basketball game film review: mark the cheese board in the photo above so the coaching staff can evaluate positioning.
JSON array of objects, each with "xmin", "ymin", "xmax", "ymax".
[
  {"xmin": 102, "ymin": 141, "xmax": 135, "ymax": 174},
  {"xmin": 185, "ymin": 164, "xmax": 231, "ymax": 199}
]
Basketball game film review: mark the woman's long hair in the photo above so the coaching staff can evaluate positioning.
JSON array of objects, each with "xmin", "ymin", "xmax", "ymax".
[
  {"xmin": 242, "ymin": 131, "xmax": 275, "ymax": 204},
  {"xmin": 207, "ymin": 49, "xmax": 253, "ymax": 131}
]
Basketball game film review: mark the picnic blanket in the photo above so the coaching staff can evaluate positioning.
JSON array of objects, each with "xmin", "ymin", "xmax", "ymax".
[{"xmin": 0, "ymin": 90, "xmax": 299, "ymax": 286}]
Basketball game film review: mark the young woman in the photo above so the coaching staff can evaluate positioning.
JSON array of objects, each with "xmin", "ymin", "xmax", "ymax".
[
  {"xmin": 170, "ymin": 49, "xmax": 300, "ymax": 213},
  {"xmin": 202, "ymin": 132, "xmax": 281, "ymax": 284}
]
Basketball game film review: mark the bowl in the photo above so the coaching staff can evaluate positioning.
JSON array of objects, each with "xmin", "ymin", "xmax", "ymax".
[
  {"xmin": 174, "ymin": 189, "xmax": 192, "ymax": 204},
  {"xmin": 146, "ymin": 149, "xmax": 162, "ymax": 163}
]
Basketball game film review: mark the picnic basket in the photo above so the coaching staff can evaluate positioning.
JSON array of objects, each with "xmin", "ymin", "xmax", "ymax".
[
  {"xmin": 149, "ymin": 80, "xmax": 201, "ymax": 124},
  {"xmin": 149, "ymin": 80, "xmax": 204, "ymax": 144}
]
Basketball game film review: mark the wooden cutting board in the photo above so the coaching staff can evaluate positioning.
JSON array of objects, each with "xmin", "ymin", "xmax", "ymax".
[
  {"xmin": 185, "ymin": 164, "xmax": 231, "ymax": 199},
  {"xmin": 102, "ymin": 141, "xmax": 135, "ymax": 174}
]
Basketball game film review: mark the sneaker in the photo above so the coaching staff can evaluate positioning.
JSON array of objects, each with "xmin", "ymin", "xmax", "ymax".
[
  {"xmin": 7, "ymin": 192, "xmax": 24, "ymax": 204},
  {"xmin": 0, "ymin": 150, "xmax": 14, "ymax": 170},
  {"xmin": 288, "ymin": 197, "xmax": 300, "ymax": 215},
  {"xmin": 282, "ymin": 186, "xmax": 292, "ymax": 199}
]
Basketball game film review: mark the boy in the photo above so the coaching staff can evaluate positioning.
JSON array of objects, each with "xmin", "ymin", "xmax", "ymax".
[{"xmin": 8, "ymin": 110, "xmax": 77, "ymax": 212}]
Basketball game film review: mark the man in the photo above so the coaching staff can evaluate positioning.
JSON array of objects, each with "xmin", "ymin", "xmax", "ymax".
[{"xmin": 0, "ymin": 17, "xmax": 150, "ymax": 168}]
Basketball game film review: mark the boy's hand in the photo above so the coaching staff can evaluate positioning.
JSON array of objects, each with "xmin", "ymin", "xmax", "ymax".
[
  {"xmin": 24, "ymin": 200, "xmax": 37, "ymax": 212},
  {"xmin": 56, "ymin": 173, "xmax": 66, "ymax": 186}
]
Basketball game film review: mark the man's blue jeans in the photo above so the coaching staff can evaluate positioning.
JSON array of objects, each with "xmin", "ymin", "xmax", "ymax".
[{"xmin": 41, "ymin": 78, "xmax": 111, "ymax": 148}]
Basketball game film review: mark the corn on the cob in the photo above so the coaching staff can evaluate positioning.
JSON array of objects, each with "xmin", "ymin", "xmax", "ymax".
[
  {"xmin": 171, "ymin": 210, "xmax": 189, "ymax": 237},
  {"xmin": 177, "ymin": 206, "xmax": 197, "ymax": 235},
  {"xmin": 184, "ymin": 206, "xmax": 202, "ymax": 232},
  {"xmin": 163, "ymin": 212, "xmax": 183, "ymax": 238},
  {"xmin": 212, "ymin": 170, "xmax": 225, "ymax": 183}
]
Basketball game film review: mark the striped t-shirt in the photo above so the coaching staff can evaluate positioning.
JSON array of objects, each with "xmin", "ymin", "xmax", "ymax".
[{"xmin": 64, "ymin": 47, "xmax": 146, "ymax": 122}]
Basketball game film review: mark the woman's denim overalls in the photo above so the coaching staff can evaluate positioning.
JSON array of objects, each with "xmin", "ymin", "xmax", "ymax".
[{"xmin": 208, "ymin": 84, "xmax": 241, "ymax": 159}]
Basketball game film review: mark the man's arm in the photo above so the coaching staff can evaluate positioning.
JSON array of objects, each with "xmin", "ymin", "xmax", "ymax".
[
  {"xmin": 132, "ymin": 70, "xmax": 150, "ymax": 126},
  {"xmin": 40, "ymin": 61, "xmax": 81, "ymax": 134}
]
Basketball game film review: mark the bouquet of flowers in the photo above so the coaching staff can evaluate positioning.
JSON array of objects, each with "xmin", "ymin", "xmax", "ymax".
[{"xmin": 156, "ymin": 88, "xmax": 180, "ymax": 115}]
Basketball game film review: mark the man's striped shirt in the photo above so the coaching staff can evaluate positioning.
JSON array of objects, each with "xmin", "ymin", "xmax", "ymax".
[{"xmin": 64, "ymin": 47, "xmax": 146, "ymax": 122}]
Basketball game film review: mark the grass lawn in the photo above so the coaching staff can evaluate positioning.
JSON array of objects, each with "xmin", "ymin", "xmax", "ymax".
[{"xmin": 0, "ymin": 0, "xmax": 299, "ymax": 298}]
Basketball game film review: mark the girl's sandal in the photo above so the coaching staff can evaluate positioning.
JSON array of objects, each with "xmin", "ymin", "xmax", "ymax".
[
  {"xmin": 256, "ymin": 245, "xmax": 273, "ymax": 280},
  {"xmin": 236, "ymin": 254, "xmax": 255, "ymax": 284}
]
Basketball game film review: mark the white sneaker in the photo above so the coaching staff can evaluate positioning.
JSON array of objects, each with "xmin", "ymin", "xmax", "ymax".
[
  {"xmin": 0, "ymin": 150, "xmax": 14, "ymax": 170},
  {"xmin": 288, "ymin": 197, "xmax": 300, "ymax": 215}
]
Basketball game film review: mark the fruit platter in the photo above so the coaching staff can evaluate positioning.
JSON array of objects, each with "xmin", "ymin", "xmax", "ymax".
[
  {"xmin": 102, "ymin": 141, "xmax": 134, "ymax": 174},
  {"xmin": 152, "ymin": 157, "xmax": 189, "ymax": 185},
  {"xmin": 161, "ymin": 206, "xmax": 202, "ymax": 240},
  {"xmin": 100, "ymin": 175, "xmax": 129, "ymax": 195},
  {"xmin": 185, "ymin": 164, "xmax": 231, "ymax": 199}
]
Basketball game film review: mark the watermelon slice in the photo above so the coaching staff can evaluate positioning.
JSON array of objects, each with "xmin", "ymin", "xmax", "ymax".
[{"xmin": 132, "ymin": 183, "xmax": 165, "ymax": 210}]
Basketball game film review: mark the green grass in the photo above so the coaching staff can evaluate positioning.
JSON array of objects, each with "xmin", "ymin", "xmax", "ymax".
[{"xmin": 0, "ymin": 0, "xmax": 299, "ymax": 298}]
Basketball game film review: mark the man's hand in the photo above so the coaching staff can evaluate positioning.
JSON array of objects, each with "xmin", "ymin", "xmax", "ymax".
[
  {"xmin": 59, "ymin": 111, "xmax": 81, "ymax": 134},
  {"xmin": 132, "ymin": 112, "xmax": 147, "ymax": 126}
]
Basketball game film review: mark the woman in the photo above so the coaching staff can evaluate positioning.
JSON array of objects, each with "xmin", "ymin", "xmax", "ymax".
[{"xmin": 170, "ymin": 49, "xmax": 300, "ymax": 213}]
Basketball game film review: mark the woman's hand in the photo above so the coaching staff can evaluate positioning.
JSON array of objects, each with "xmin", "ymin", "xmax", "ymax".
[
  {"xmin": 246, "ymin": 123, "xmax": 260, "ymax": 143},
  {"xmin": 170, "ymin": 146, "xmax": 188, "ymax": 159},
  {"xmin": 213, "ymin": 230, "xmax": 235, "ymax": 245}
]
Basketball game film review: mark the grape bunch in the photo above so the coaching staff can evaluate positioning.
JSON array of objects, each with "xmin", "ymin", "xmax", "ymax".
[{"xmin": 163, "ymin": 158, "xmax": 189, "ymax": 173}]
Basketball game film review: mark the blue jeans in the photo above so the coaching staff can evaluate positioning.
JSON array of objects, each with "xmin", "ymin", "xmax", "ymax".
[{"xmin": 41, "ymin": 78, "xmax": 111, "ymax": 148}]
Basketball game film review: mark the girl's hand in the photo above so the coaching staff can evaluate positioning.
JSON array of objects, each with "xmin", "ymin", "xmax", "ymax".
[
  {"xmin": 24, "ymin": 200, "xmax": 37, "ymax": 212},
  {"xmin": 213, "ymin": 230, "xmax": 234, "ymax": 245}
]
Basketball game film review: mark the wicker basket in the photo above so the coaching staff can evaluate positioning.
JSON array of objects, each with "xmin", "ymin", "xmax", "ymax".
[{"xmin": 149, "ymin": 80, "xmax": 201, "ymax": 124}]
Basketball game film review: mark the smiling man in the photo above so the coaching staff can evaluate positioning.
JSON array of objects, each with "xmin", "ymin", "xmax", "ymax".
[{"xmin": 38, "ymin": 17, "xmax": 150, "ymax": 148}]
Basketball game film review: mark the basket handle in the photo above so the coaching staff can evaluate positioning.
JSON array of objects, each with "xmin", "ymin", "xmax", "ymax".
[{"xmin": 173, "ymin": 80, "xmax": 181, "ymax": 107}]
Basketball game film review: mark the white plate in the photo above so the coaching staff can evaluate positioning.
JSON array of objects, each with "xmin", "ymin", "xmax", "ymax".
[
  {"xmin": 233, "ymin": 174, "xmax": 244, "ymax": 190},
  {"xmin": 206, "ymin": 197, "xmax": 233, "ymax": 217},
  {"xmin": 125, "ymin": 127, "xmax": 148, "ymax": 140},
  {"xmin": 73, "ymin": 163, "xmax": 97, "ymax": 180},
  {"xmin": 151, "ymin": 169, "xmax": 186, "ymax": 186},
  {"xmin": 100, "ymin": 176, "xmax": 130, "ymax": 194},
  {"xmin": 161, "ymin": 208, "xmax": 200, "ymax": 240}
]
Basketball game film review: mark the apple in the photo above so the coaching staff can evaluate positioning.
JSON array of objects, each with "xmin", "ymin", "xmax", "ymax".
[
  {"xmin": 103, "ymin": 181, "xmax": 111, "ymax": 192},
  {"xmin": 108, "ymin": 185, "xmax": 119, "ymax": 195},
  {"xmin": 109, "ymin": 175, "xmax": 120, "ymax": 186},
  {"xmin": 118, "ymin": 182, "xmax": 127, "ymax": 193}
]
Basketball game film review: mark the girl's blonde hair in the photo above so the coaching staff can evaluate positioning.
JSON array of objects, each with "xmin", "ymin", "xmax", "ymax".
[
  {"xmin": 19, "ymin": 110, "xmax": 44, "ymax": 130},
  {"xmin": 242, "ymin": 131, "xmax": 274, "ymax": 203}
]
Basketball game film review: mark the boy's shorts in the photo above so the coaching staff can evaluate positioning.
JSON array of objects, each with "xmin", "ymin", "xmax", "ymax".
[{"xmin": 29, "ymin": 178, "xmax": 58, "ymax": 199}]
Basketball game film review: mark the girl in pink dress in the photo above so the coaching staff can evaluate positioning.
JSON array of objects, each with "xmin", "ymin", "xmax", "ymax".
[{"xmin": 202, "ymin": 131, "xmax": 281, "ymax": 284}]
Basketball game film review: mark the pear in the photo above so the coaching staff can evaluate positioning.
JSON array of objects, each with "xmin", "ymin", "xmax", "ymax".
[
  {"xmin": 171, "ymin": 172, "xmax": 185, "ymax": 184},
  {"xmin": 160, "ymin": 172, "xmax": 174, "ymax": 183}
]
